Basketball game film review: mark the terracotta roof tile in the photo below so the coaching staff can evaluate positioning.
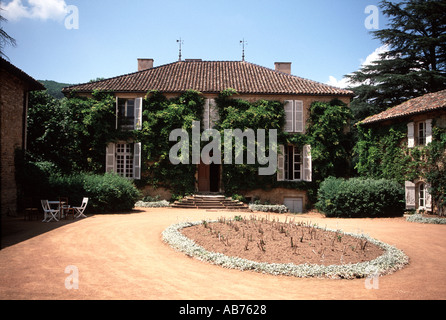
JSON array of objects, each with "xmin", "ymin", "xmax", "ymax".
[
  {"xmin": 361, "ymin": 89, "xmax": 446, "ymax": 125},
  {"xmin": 62, "ymin": 60, "xmax": 353, "ymax": 96}
]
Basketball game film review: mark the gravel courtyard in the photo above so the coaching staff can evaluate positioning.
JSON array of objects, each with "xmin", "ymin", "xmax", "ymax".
[{"xmin": 0, "ymin": 208, "xmax": 445, "ymax": 300}]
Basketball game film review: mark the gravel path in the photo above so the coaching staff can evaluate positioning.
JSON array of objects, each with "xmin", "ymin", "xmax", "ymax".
[{"xmin": 1, "ymin": 208, "xmax": 445, "ymax": 300}]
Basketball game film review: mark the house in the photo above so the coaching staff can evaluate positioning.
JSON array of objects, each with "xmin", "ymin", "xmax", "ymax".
[
  {"xmin": 0, "ymin": 57, "xmax": 45, "ymax": 216},
  {"xmin": 62, "ymin": 59, "xmax": 353, "ymax": 212},
  {"xmin": 360, "ymin": 89, "xmax": 446, "ymax": 213}
]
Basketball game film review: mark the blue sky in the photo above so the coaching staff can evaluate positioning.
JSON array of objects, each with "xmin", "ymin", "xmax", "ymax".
[{"xmin": 1, "ymin": 0, "xmax": 391, "ymax": 87}]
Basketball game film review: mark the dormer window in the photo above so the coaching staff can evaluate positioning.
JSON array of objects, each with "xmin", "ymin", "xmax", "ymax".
[{"xmin": 116, "ymin": 97, "xmax": 142, "ymax": 131}]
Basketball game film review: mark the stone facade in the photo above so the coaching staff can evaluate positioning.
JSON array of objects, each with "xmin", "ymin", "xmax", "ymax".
[{"xmin": 0, "ymin": 58, "xmax": 44, "ymax": 215}]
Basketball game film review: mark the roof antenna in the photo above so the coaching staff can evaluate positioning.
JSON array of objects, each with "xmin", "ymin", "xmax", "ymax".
[
  {"xmin": 177, "ymin": 38, "xmax": 184, "ymax": 61},
  {"xmin": 240, "ymin": 39, "xmax": 247, "ymax": 61}
]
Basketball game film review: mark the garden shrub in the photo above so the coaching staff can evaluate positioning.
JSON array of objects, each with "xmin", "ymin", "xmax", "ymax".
[
  {"xmin": 316, "ymin": 177, "xmax": 405, "ymax": 218},
  {"xmin": 48, "ymin": 173, "xmax": 141, "ymax": 213}
]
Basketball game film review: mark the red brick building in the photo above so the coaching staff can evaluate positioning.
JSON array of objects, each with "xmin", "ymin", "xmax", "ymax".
[{"xmin": 0, "ymin": 58, "xmax": 45, "ymax": 215}]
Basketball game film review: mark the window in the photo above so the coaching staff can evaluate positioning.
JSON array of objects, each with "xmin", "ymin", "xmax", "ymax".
[
  {"xmin": 407, "ymin": 119, "xmax": 432, "ymax": 148},
  {"xmin": 417, "ymin": 122, "xmax": 426, "ymax": 146},
  {"xmin": 105, "ymin": 142, "xmax": 141, "ymax": 179},
  {"xmin": 418, "ymin": 183, "xmax": 425, "ymax": 209},
  {"xmin": 277, "ymin": 144, "xmax": 311, "ymax": 182},
  {"xmin": 116, "ymin": 143, "xmax": 134, "ymax": 178},
  {"xmin": 284, "ymin": 145, "xmax": 302, "ymax": 181},
  {"xmin": 284, "ymin": 100, "xmax": 303, "ymax": 133},
  {"xmin": 116, "ymin": 97, "xmax": 142, "ymax": 131}
]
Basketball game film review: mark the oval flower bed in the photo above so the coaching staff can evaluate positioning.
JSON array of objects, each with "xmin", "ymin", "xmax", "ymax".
[{"xmin": 162, "ymin": 216, "xmax": 409, "ymax": 279}]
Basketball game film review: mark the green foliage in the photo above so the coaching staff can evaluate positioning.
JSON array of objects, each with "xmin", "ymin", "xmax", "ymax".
[
  {"xmin": 216, "ymin": 90, "xmax": 285, "ymax": 195},
  {"xmin": 316, "ymin": 177, "xmax": 405, "ymax": 218},
  {"xmin": 354, "ymin": 123, "xmax": 412, "ymax": 183},
  {"xmin": 48, "ymin": 172, "xmax": 141, "ymax": 213},
  {"xmin": 38, "ymin": 80, "xmax": 72, "ymax": 99},
  {"xmin": 138, "ymin": 90, "xmax": 204, "ymax": 195},
  {"xmin": 355, "ymin": 122, "xmax": 446, "ymax": 214},
  {"xmin": 347, "ymin": 0, "xmax": 446, "ymax": 122},
  {"xmin": 407, "ymin": 126, "xmax": 446, "ymax": 214},
  {"xmin": 27, "ymin": 90, "xmax": 116, "ymax": 174},
  {"xmin": 306, "ymin": 100, "xmax": 353, "ymax": 183}
]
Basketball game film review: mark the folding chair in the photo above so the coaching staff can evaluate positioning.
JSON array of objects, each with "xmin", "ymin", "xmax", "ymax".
[
  {"xmin": 41, "ymin": 200, "xmax": 59, "ymax": 222},
  {"xmin": 73, "ymin": 197, "xmax": 88, "ymax": 218}
]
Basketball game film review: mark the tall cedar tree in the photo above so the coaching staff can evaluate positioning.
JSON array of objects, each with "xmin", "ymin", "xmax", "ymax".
[{"xmin": 347, "ymin": 0, "xmax": 446, "ymax": 122}]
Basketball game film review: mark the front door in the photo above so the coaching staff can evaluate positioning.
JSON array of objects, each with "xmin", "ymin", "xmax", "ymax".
[
  {"xmin": 198, "ymin": 162, "xmax": 210, "ymax": 192},
  {"xmin": 197, "ymin": 162, "xmax": 220, "ymax": 192}
]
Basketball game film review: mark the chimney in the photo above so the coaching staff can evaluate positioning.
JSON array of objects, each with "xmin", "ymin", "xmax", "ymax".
[
  {"xmin": 138, "ymin": 58, "xmax": 154, "ymax": 71},
  {"xmin": 275, "ymin": 62, "xmax": 292, "ymax": 75}
]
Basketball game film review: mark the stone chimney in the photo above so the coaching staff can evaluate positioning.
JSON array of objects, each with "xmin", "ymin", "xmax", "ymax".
[
  {"xmin": 138, "ymin": 58, "xmax": 154, "ymax": 71},
  {"xmin": 275, "ymin": 62, "xmax": 292, "ymax": 75}
]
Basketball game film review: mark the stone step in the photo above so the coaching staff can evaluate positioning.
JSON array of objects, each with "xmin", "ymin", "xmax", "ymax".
[{"xmin": 171, "ymin": 194, "xmax": 251, "ymax": 211}]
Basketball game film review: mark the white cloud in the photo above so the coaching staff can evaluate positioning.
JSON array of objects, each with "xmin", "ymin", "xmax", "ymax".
[
  {"xmin": 1, "ymin": 0, "xmax": 68, "ymax": 21},
  {"xmin": 326, "ymin": 45, "xmax": 389, "ymax": 89}
]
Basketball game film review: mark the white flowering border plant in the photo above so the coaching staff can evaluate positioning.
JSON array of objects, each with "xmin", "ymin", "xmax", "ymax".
[
  {"xmin": 406, "ymin": 214, "xmax": 446, "ymax": 224},
  {"xmin": 162, "ymin": 220, "xmax": 409, "ymax": 279}
]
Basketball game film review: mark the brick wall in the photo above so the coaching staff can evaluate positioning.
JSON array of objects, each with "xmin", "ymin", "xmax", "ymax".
[{"xmin": 0, "ymin": 71, "xmax": 26, "ymax": 215}]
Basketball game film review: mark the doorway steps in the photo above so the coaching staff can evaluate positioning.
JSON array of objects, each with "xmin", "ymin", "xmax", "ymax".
[{"xmin": 172, "ymin": 194, "xmax": 251, "ymax": 211}]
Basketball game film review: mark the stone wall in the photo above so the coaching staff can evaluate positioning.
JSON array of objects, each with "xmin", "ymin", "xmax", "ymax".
[{"xmin": 0, "ymin": 71, "xmax": 26, "ymax": 215}]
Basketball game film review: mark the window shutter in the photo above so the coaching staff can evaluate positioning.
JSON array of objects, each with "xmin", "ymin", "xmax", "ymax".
[
  {"xmin": 115, "ymin": 97, "xmax": 119, "ymax": 130},
  {"xmin": 294, "ymin": 100, "xmax": 303, "ymax": 133},
  {"xmin": 209, "ymin": 99, "xmax": 219, "ymax": 129},
  {"xmin": 133, "ymin": 142, "xmax": 141, "ymax": 180},
  {"xmin": 106, "ymin": 143, "xmax": 116, "ymax": 173},
  {"xmin": 425, "ymin": 119, "xmax": 433, "ymax": 145},
  {"xmin": 277, "ymin": 145, "xmax": 285, "ymax": 181},
  {"xmin": 303, "ymin": 144, "xmax": 312, "ymax": 182},
  {"xmin": 407, "ymin": 122, "xmax": 414, "ymax": 148},
  {"xmin": 203, "ymin": 99, "xmax": 210, "ymax": 130},
  {"xmin": 425, "ymin": 183, "xmax": 432, "ymax": 211},
  {"xmin": 284, "ymin": 100, "xmax": 293, "ymax": 132},
  {"xmin": 405, "ymin": 181, "xmax": 416, "ymax": 209},
  {"xmin": 134, "ymin": 98, "xmax": 143, "ymax": 130}
]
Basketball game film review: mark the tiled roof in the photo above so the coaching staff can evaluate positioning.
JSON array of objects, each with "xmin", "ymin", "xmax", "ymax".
[
  {"xmin": 1, "ymin": 57, "xmax": 45, "ymax": 91},
  {"xmin": 62, "ymin": 60, "xmax": 353, "ymax": 96},
  {"xmin": 360, "ymin": 89, "xmax": 446, "ymax": 125}
]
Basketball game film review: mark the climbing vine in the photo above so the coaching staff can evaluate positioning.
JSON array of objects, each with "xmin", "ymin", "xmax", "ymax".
[{"xmin": 355, "ymin": 122, "xmax": 446, "ymax": 214}]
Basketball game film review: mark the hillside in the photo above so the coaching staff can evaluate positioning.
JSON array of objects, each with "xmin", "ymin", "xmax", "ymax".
[{"xmin": 39, "ymin": 80, "xmax": 72, "ymax": 99}]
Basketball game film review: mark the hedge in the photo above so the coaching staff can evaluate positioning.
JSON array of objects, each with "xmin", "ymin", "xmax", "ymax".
[
  {"xmin": 17, "ymin": 160, "xmax": 141, "ymax": 213},
  {"xmin": 316, "ymin": 177, "xmax": 405, "ymax": 218},
  {"xmin": 47, "ymin": 173, "xmax": 141, "ymax": 213}
]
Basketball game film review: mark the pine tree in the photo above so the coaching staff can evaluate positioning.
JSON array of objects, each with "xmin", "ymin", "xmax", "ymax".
[{"xmin": 348, "ymin": 0, "xmax": 446, "ymax": 121}]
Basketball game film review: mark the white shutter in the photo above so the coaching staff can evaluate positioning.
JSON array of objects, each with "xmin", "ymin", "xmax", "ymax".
[
  {"xmin": 284, "ymin": 100, "xmax": 293, "ymax": 132},
  {"xmin": 203, "ymin": 99, "xmax": 210, "ymax": 130},
  {"xmin": 425, "ymin": 119, "xmax": 432, "ymax": 145},
  {"xmin": 425, "ymin": 183, "xmax": 432, "ymax": 211},
  {"xmin": 405, "ymin": 181, "xmax": 416, "ymax": 209},
  {"xmin": 209, "ymin": 98, "xmax": 219, "ymax": 129},
  {"xmin": 294, "ymin": 100, "xmax": 303, "ymax": 133},
  {"xmin": 134, "ymin": 98, "xmax": 143, "ymax": 130},
  {"xmin": 407, "ymin": 122, "xmax": 414, "ymax": 148},
  {"xmin": 277, "ymin": 145, "xmax": 285, "ymax": 181},
  {"xmin": 133, "ymin": 142, "xmax": 141, "ymax": 180},
  {"xmin": 106, "ymin": 143, "xmax": 116, "ymax": 173},
  {"xmin": 303, "ymin": 144, "xmax": 312, "ymax": 182}
]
